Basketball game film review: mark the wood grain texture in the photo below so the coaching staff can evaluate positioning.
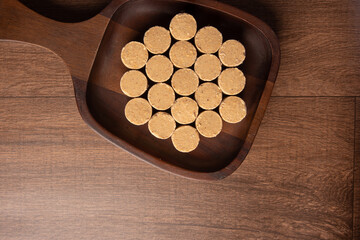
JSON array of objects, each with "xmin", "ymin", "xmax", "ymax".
[
  {"xmin": 221, "ymin": 0, "xmax": 360, "ymax": 96},
  {"xmin": 0, "ymin": 97, "xmax": 354, "ymax": 239},
  {"xmin": 0, "ymin": 0, "xmax": 110, "ymax": 82},
  {"xmin": 0, "ymin": 42, "xmax": 355, "ymax": 238},
  {"xmin": 355, "ymin": 97, "xmax": 360, "ymax": 239},
  {"xmin": 0, "ymin": 41, "xmax": 73, "ymax": 97}
]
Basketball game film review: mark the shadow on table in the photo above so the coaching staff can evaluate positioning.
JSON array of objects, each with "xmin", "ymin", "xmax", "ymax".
[{"xmin": 19, "ymin": 0, "xmax": 112, "ymax": 22}]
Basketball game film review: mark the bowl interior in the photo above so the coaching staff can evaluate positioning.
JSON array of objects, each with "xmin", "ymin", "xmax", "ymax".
[{"xmin": 86, "ymin": 0, "xmax": 272, "ymax": 173}]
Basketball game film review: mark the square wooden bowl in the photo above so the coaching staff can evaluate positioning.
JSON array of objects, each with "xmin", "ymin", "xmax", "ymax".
[{"xmin": 85, "ymin": 0, "xmax": 280, "ymax": 180}]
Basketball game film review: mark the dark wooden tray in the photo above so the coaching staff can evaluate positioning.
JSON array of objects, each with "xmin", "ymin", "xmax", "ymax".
[{"xmin": 0, "ymin": 0, "xmax": 280, "ymax": 180}]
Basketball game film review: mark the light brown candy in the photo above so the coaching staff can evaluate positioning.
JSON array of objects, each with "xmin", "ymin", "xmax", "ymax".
[
  {"xmin": 171, "ymin": 126, "xmax": 200, "ymax": 153},
  {"xmin": 146, "ymin": 55, "xmax": 173, "ymax": 82},
  {"xmin": 194, "ymin": 54, "xmax": 222, "ymax": 81},
  {"xmin": 169, "ymin": 13, "xmax": 197, "ymax": 40},
  {"xmin": 143, "ymin": 26, "xmax": 171, "ymax": 54},
  {"xmin": 148, "ymin": 112, "xmax": 176, "ymax": 139},
  {"xmin": 120, "ymin": 70, "xmax": 148, "ymax": 97},
  {"xmin": 121, "ymin": 41, "xmax": 148, "ymax": 69},
  {"xmin": 218, "ymin": 68, "xmax": 246, "ymax": 95},
  {"xmin": 147, "ymin": 83, "xmax": 175, "ymax": 110},
  {"xmin": 195, "ymin": 82, "xmax": 222, "ymax": 110},
  {"xmin": 195, "ymin": 26, "xmax": 223, "ymax": 53},
  {"xmin": 171, "ymin": 68, "xmax": 199, "ymax": 96},
  {"xmin": 171, "ymin": 97, "xmax": 198, "ymax": 124},
  {"xmin": 125, "ymin": 98, "xmax": 152, "ymax": 125},
  {"xmin": 219, "ymin": 96, "xmax": 247, "ymax": 123},
  {"xmin": 218, "ymin": 40, "xmax": 246, "ymax": 67},
  {"xmin": 169, "ymin": 41, "xmax": 197, "ymax": 68},
  {"xmin": 195, "ymin": 111, "xmax": 223, "ymax": 138}
]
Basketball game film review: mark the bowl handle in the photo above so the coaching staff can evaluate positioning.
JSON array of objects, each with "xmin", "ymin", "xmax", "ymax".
[{"xmin": 0, "ymin": 0, "xmax": 111, "ymax": 83}]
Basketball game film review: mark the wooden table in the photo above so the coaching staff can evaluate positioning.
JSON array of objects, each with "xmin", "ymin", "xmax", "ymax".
[{"xmin": 1, "ymin": 0, "xmax": 359, "ymax": 239}]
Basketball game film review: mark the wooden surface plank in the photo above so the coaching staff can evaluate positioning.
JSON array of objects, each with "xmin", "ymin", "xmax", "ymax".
[
  {"xmin": 272, "ymin": 0, "xmax": 360, "ymax": 96},
  {"xmin": 355, "ymin": 97, "xmax": 360, "ymax": 239},
  {"xmin": 222, "ymin": 0, "xmax": 360, "ymax": 96},
  {"xmin": 0, "ymin": 41, "xmax": 73, "ymax": 97},
  {"xmin": 0, "ymin": 96, "xmax": 354, "ymax": 239}
]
